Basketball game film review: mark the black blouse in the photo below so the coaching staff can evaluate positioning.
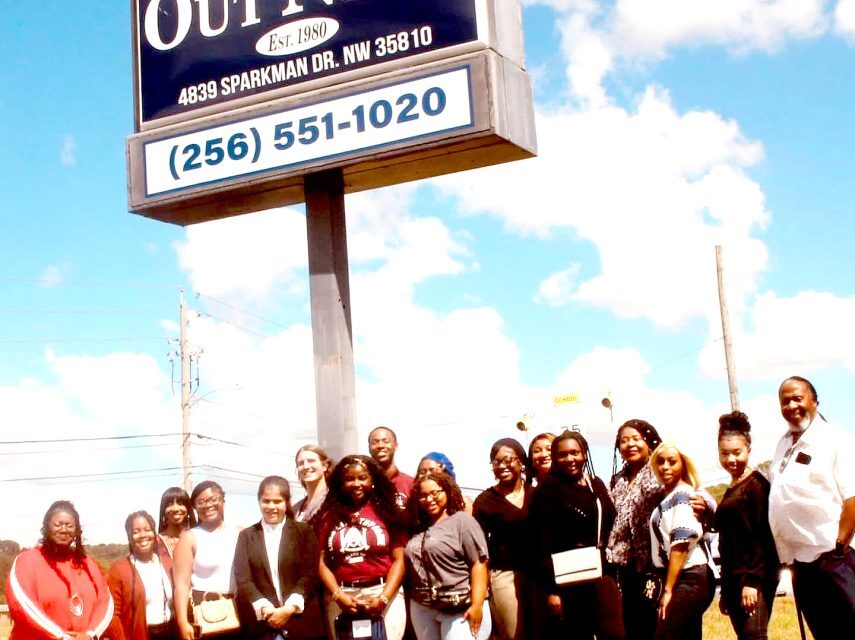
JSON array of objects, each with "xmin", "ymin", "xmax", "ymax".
[
  {"xmin": 529, "ymin": 474, "xmax": 615, "ymax": 590},
  {"xmin": 715, "ymin": 471, "xmax": 780, "ymax": 601},
  {"xmin": 472, "ymin": 484, "xmax": 534, "ymax": 571}
]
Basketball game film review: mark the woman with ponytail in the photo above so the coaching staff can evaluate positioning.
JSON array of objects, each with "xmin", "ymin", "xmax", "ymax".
[{"xmin": 715, "ymin": 411, "xmax": 780, "ymax": 640}]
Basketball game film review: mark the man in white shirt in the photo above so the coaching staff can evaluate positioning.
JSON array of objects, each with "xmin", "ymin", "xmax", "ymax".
[{"xmin": 768, "ymin": 376, "xmax": 855, "ymax": 639}]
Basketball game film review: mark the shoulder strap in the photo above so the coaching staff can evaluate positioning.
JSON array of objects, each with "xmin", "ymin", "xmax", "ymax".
[{"xmin": 586, "ymin": 475, "xmax": 603, "ymax": 548}]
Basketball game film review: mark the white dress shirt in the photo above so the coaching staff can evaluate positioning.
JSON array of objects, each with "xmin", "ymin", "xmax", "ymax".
[
  {"xmin": 769, "ymin": 417, "xmax": 855, "ymax": 563},
  {"xmin": 252, "ymin": 520, "xmax": 305, "ymax": 619}
]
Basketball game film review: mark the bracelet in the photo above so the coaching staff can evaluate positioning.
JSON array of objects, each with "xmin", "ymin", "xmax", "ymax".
[
  {"xmin": 835, "ymin": 540, "xmax": 847, "ymax": 555},
  {"xmin": 379, "ymin": 594, "xmax": 390, "ymax": 606},
  {"xmin": 332, "ymin": 587, "xmax": 343, "ymax": 601}
]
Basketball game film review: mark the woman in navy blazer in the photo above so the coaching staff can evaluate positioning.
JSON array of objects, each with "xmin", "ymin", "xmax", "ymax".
[{"xmin": 234, "ymin": 476, "xmax": 322, "ymax": 640}]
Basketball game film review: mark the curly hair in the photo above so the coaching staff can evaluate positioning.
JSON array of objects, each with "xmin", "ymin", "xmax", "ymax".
[
  {"xmin": 409, "ymin": 470, "xmax": 467, "ymax": 532},
  {"xmin": 718, "ymin": 410, "xmax": 752, "ymax": 445},
  {"xmin": 318, "ymin": 455, "xmax": 403, "ymax": 532},
  {"xmin": 40, "ymin": 500, "xmax": 87, "ymax": 565},
  {"xmin": 158, "ymin": 487, "xmax": 196, "ymax": 532}
]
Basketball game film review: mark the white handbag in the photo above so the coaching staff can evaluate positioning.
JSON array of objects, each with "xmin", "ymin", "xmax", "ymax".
[{"xmin": 551, "ymin": 480, "xmax": 603, "ymax": 586}]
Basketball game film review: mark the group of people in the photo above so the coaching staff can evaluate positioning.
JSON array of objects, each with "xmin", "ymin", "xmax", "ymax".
[{"xmin": 4, "ymin": 376, "xmax": 853, "ymax": 640}]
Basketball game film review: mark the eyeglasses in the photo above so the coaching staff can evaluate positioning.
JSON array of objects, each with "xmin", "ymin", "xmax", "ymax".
[
  {"xmin": 491, "ymin": 456, "xmax": 520, "ymax": 469},
  {"xmin": 618, "ymin": 435, "xmax": 645, "ymax": 446},
  {"xmin": 418, "ymin": 489, "xmax": 445, "ymax": 502},
  {"xmin": 195, "ymin": 496, "xmax": 223, "ymax": 508}
]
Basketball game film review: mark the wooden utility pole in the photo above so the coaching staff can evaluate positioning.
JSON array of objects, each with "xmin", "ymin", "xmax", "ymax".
[
  {"xmin": 305, "ymin": 169, "xmax": 358, "ymax": 461},
  {"xmin": 716, "ymin": 245, "xmax": 740, "ymax": 411},
  {"xmin": 179, "ymin": 290, "xmax": 192, "ymax": 493}
]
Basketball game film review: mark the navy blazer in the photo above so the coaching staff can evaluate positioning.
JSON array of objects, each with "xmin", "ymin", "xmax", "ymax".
[{"xmin": 233, "ymin": 519, "xmax": 320, "ymax": 639}]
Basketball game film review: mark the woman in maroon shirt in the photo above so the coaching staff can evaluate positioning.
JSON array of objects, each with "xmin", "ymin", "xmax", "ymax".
[{"xmin": 317, "ymin": 455, "xmax": 407, "ymax": 640}]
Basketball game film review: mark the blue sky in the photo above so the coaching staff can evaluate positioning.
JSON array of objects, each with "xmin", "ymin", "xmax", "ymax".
[{"xmin": 2, "ymin": 1, "xmax": 855, "ymax": 543}]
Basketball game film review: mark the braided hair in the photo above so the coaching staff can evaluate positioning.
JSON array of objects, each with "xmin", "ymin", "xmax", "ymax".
[
  {"xmin": 551, "ymin": 429, "xmax": 596, "ymax": 479},
  {"xmin": 611, "ymin": 418, "xmax": 662, "ymax": 483},
  {"xmin": 40, "ymin": 500, "xmax": 87, "ymax": 565}
]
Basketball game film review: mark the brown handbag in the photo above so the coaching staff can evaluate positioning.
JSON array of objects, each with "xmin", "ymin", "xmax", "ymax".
[{"xmin": 191, "ymin": 592, "xmax": 240, "ymax": 637}]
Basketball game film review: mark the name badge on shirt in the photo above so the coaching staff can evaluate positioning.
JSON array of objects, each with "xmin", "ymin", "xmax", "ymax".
[{"xmin": 352, "ymin": 619, "xmax": 372, "ymax": 638}]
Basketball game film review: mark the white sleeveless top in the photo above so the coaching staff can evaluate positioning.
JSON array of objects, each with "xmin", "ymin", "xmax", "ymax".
[{"xmin": 191, "ymin": 525, "xmax": 239, "ymax": 593}]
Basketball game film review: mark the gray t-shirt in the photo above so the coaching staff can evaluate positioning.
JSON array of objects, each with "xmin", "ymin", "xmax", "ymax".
[{"xmin": 405, "ymin": 511, "xmax": 489, "ymax": 594}]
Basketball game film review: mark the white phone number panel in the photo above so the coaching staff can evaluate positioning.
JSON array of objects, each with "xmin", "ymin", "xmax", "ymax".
[{"xmin": 144, "ymin": 66, "xmax": 475, "ymax": 197}]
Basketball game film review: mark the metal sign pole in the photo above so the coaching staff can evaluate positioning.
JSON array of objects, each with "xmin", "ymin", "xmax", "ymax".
[{"xmin": 305, "ymin": 169, "xmax": 358, "ymax": 460}]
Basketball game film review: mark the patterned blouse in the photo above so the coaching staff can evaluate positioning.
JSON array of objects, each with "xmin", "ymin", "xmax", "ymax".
[{"xmin": 607, "ymin": 464, "xmax": 664, "ymax": 571}]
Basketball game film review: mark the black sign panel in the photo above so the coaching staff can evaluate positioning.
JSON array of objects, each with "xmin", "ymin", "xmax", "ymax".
[{"xmin": 135, "ymin": 0, "xmax": 481, "ymax": 126}]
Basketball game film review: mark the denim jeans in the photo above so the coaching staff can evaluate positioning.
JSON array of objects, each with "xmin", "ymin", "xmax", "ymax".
[{"xmin": 653, "ymin": 566, "xmax": 714, "ymax": 640}]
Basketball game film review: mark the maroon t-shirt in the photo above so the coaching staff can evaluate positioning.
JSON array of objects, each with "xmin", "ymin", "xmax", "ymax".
[
  {"xmin": 320, "ymin": 502, "xmax": 406, "ymax": 583},
  {"xmin": 389, "ymin": 469, "xmax": 414, "ymax": 509}
]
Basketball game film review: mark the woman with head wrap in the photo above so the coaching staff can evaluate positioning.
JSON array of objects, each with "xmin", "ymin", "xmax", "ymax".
[{"xmin": 416, "ymin": 452, "xmax": 473, "ymax": 514}]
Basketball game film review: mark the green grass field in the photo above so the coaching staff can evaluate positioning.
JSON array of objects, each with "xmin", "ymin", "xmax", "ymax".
[{"xmin": 704, "ymin": 596, "xmax": 813, "ymax": 640}]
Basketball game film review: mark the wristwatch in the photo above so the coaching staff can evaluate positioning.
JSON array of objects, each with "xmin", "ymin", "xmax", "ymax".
[{"xmin": 835, "ymin": 540, "xmax": 847, "ymax": 555}]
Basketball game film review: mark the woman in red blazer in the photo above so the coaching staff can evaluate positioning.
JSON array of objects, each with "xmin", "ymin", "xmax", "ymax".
[
  {"xmin": 107, "ymin": 511, "xmax": 176, "ymax": 640},
  {"xmin": 233, "ymin": 475, "xmax": 322, "ymax": 640}
]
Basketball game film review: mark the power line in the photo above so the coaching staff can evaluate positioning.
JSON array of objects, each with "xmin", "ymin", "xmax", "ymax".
[
  {"xmin": 201, "ymin": 313, "xmax": 270, "ymax": 339},
  {"xmin": 193, "ymin": 432, "xmax": 291, "ymax": 458},
  {"xmin": 195, "ymin": 294, "xmax": 290, "ymax": 329},
  {"xmin": 0, "ymin": 466, "xmax": 184, "ymax": 483},
  {"xmin": 0, "ymin": 336, "xmax": 167, "ymax": 345},
  {"xmin": 0, "ymin": 442, "xmax": 178, "ymax": 456},
  {"xmin": 0, "ymin": 277, "xmax": 182, "ymax": 289},
  {"xmin": 0, "ymin": 433, "xmax": 178, "ymax": 445},
  {"xmin": 0, "ymin": 309, "xmax": 170, "ymax": 316}
]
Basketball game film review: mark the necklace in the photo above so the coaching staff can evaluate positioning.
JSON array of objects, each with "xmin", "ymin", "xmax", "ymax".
[
  {"xmin": 43, "ymin": 550, "xmax": 87, "ymax": 617},
  {"xmin": 731, "ymin": 467, "xmax": 751, "ymax": 486}
]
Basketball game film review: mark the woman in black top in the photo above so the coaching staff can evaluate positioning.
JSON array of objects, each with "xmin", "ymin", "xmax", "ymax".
[
  {"xmin": 715, "ymin": 412, "xmax": 779, "ymax": 640},
  {"xmin": 529, "ymin": 430, "xmax": 622, "ymax": 640},
  {"xmin": 472, "ymin": 438, "xmax": 533, "ymax": 640}
]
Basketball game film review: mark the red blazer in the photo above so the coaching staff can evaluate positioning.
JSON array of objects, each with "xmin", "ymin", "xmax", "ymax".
[{"xmin": 106, "ymin": 548, "xmax": 173, "ymax": 640}]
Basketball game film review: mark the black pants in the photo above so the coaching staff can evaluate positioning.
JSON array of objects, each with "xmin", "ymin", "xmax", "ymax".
[
  {"xmin": 722, "ymin": 585, "xmax": 776, "ymax": 640},
  {"xmin": 615, "ymin": 567, "xmax": 658, "ymax": 640},
  {"xmin": 793, "ymin": 546, "xmax": 855, "ymax": 640},
  {"xmin": 653, "ymin": 566, "xmax": 714, "ymax": 640}
]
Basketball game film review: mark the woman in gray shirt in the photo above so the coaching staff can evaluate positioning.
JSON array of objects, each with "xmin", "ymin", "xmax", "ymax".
[{"xmin": 405, "ymin": 471, "xmax": 491, "ymax": 640}]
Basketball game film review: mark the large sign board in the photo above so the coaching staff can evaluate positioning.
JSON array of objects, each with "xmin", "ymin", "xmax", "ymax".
[
  {"xmin": 128, "ymin": 1, "xmax": 535, "ymax": 225},
  {"xmin": 143, "ymin": 66, "xmax": 474, "ymax": 198},
  {"xmin": 134, "ymin": 0, "xmax": 487, "ymax": 127}
]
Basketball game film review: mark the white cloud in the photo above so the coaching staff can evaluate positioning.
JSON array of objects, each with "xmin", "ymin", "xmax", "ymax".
[
  {"xmin": 699, "ymin": 291, "xmax": 855, "ymax": 379},
  {"xmin": 40, "ymin": 265, "xmax": 62, "ymax": 288},
  {"xmin": 433, "ymin": 87, "xmax": 768, "ymax": 329},
  {"xmin": 529, "ymin": 1, "xmax": 830, "ymax": 103},
  {"xmin": 1, "ymin": 350, "xmax": 176, "ymax": 543},
  {"xmin": 536, "ymin": 264, "xmax": 581, "ymax": 306},
  {"xmin": 608, "ymin": 0, "xmax": 829, "ymax": 58},
  {"xmin": 174, "ymin": 207, "xmax": 308, "ymax": 300},
  {"xmin": 835, "ymin": 0, "xmax": 855, "ymax": 39},
  {"xmin": 60, "ymin": 134, "xmax": 76, "ymax": 167}
]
